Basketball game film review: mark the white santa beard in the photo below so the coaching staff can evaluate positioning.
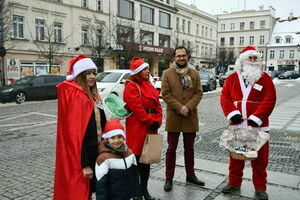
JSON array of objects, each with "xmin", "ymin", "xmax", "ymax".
[{"xmin": 241, "ymin": 62, "xmax": 263, "ymax": 85}]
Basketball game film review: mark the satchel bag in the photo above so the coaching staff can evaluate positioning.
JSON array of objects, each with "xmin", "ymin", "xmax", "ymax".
[{"xmin": 139, "ymin": 133, "xmax": 163, "ymax": 164}]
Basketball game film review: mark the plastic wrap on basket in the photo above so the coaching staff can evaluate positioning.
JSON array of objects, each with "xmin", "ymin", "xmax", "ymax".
[
  {"xmin": 219, "ymin": 128, "xmax": 270, "ymax": 159},
  {"xmin": 99, "ymin": 93, "xmax": 131, "ymax": 120}
]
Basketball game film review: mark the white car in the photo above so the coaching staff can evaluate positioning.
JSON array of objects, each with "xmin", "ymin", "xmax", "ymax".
[
  {"xmin": 153, "ymin": 77, "xmax": 162, "ymax": 91},
  {"xmin": 96, "ymin": 69, "xmax": 155, "ymax": 100}
]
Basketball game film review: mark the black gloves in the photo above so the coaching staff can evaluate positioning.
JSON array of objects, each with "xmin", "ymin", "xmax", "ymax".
[
  {"xmin": 230, "ymin": 114, "xmax": 243, "ymax": 124},
  {"xmin": 149, "ymin": 121, "xmax": 160, "ymax": 131},
  {"xmin": 248, "ymin": 119, "xmax": 259, "ymax": 127}
]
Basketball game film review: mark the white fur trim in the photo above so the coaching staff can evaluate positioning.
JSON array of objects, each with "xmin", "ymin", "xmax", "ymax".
[
  {"xmin": 131, "ymin": 63, "xmax": 149, "ymax": 75},
  {"xmin": 240, "ymin": 50, "xmax": 260, "ymax": 59},
  {"xmin": 102, "ymin": 129, "xmax": 126, "ymax": 139},
  {"xmin": 227, "ymin": 110, "xmax": 241, "ymax": 121},
  {"xmin": 67, "ymin": 58, "xmax": 97, "ymax": 81},
  {"xmin": 95, "ymin": 154, "xmax": 137, "ymax": 181},
  {"xmin": 249, "ymin": 115, "xmax": 263, "ymax": 126}
]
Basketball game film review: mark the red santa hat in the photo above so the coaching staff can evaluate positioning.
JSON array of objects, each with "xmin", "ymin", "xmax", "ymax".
[
  {"xmin": 130, "ymin": 57, "xmax": 149, "ymax": 75},
  {"xmin": 66, "ymin": 55, "xmax": 97, "ymax": 81},
  {"xmin": 239, "ymin": 46, "xmax": 260, "ymax": 61},
  {"xmin": 102, "ymin": 119, "xmax": 126, "ymax": 140}
]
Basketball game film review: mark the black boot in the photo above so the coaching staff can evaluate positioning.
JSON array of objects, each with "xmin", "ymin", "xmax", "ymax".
[{"xmin": 137, "ymin": 158, "xmax": 155, "ymax": 200}]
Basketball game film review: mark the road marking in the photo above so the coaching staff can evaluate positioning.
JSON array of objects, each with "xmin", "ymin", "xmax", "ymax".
[
  {"xmin": 7, "ymin": 121, "xmax": 56, "ymax": 131},
  {"xmin": 0, "ymin": 122, "xmax": 50, "ymax": 127},
  {"xmin": 33, "ymin": 112, "xmax": 57, "ymax": 118},
  {"xmin": 285, "ymin": 84, "xmax": 294, "ymax": 87},
  {"xmin": 0, "ymin": 112, "xmax": 36, "ymax": 121}
]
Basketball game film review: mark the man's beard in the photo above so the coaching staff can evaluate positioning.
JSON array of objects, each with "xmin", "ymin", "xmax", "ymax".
[
  {"xmin": 175, "ymin": 61, "xmax": 187, "ymax": 68},
  {"xmin": 241, "ymin": 61, "xmax": 263, "ymax": 85}
]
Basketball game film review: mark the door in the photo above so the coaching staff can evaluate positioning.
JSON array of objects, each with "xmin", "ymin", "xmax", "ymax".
[
  {"xmin": 44, "ymin": 75, "xmax": 59, "ymax": 98},
  {"xmin": 28, "ymin": 76, "xmax": 46, "ymax": 99}
]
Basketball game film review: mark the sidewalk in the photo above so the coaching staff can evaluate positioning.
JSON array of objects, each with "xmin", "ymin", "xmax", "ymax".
[{"xmin": 148, "ymin": 157, "xmax": 300, "ymax": 200}]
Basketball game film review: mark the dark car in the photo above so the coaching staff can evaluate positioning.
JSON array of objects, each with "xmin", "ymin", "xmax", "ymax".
[
  {"xmin": 0, "ymin": 74, "xmax": 66, "ymax": 104},
  {"xmin": 219, "ymin": 70, "xmax": 236, "ymax": 87},
  {"xmin": 265, "ymin": 71, "xmax": 275, "ymax": 79},
  {"xmin": 200, "ymin": 72, "xmax": 217, "ymax": 92},
  {"xmin": 278, "ymin": 71, "xmax": 299, "ymax": 79}
]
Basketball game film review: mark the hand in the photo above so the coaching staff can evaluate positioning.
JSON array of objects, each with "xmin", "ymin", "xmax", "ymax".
[
  {"xmin": 179, "ymin": 105, "xmax": 189, "ymax": 117},
  {"xmin": 82, "ymin": 166, "xmax": 93, "ymax": 179},
  {"xmin": 149, "ymin": 121, "xmax": 160, "ymax": 131},
  {"xmin": 248, "ymin": 119, "xmax": 259, "ymax": 127},
  {"xmin": 230, "ymin": 114, "xmax": 243, "ymax": 123}
]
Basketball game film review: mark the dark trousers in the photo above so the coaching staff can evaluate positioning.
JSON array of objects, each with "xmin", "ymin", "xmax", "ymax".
[
  {"xmin": 165, "ymin": 132, "xmax": 196, "ymax": 179},
  {"xmin": 228, "ymin": 142, "xmax": 269, "ymax": 191}
]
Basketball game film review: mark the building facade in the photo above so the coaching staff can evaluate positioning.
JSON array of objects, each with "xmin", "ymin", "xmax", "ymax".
[
  {"xmin": 216, "ymin": 8, "xmax": 276, "ymax": 71},
  {"xmin": 175, "ymin": 1, "xmax": 217, "ymax": 70},
  {"xmin": 266, "ymin": 19, "xmax": 300, "ymax": 72}
]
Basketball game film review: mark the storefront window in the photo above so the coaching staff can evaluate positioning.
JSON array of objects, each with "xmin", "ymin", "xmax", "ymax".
[
  {"xmin": 159, "ymin": 34, "xmax": 170, "ymax": 48},
  {"xmin": 140, "ymin": 30, "xmax": 153, "ymax": 45},
  {"xmin": 117, "ymin": 26, "xmax": 134, "ymax": 43}
]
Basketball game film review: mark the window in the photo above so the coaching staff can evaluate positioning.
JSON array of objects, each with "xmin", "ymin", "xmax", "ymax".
[
  {"xmin": 220, "ymin": 37, "xmax": 225, "ymax": 46},
  {"xmin": 205, "ymin": 27, "xmax": 208, "ymax": 38},
  {"xmin": 259, "ymin": 51, "xmax": 264, "ymax": 58},
  {"xmin": 140, "ymin": 30, "xmax": 153, "ymax": 45},
  {"xmin": 182, "ymin": 19, "xmax": 185, "ymax": 32},
  {"xmin": 250, "ymin": 21, "xmax": 255, "ymax": 29},
  {"xmin": 96, "ymin": 29, "xmax": 102, "ymax": 46},
  {"xmin": 260, "ymin": 20, "xmax": 265, "ymax": 28},
  {"xmin": 270, "ymin": 50, "xmax": 275, "ymax": 59},
  {"xmin": 159, "ymin": 34, "xmax": 170, "ymax": 47},
  {"xmin": 119, "ymin": 0, "xmax": 134, "ymax": 19},
  {"xmin": 286, "ymin": 37, "xmax": 291, "ymax": 43},
  {"xmin": 96, "ymin": 0, "xmax": 101, "ymax": 11},
  {"xmin": 182, "ymin": 40, "xmax": 185, "ymax": 46},
  {"xmin": 259, "ymin": 35, "xmax": 264, "ymax": 44},
  {"xmin": 13, "ymin": 15, "xmax": 24, "ymax": 39},
  {"xmin": 230, "ymin": 23, "xmax": 235, "ymax": 30},
  {"xmin": 289, "ymin": 50, "xmax": 294, "ymax": 58},
  {"xmin": 81, "ymin": 26, "xmax": 89, "ymax": 45},
  {"xmin": 159, "ymin": 11, "xmax": 170, "ymax": 28},
  {"xmin": 279, "ymin": 50, "xmax": 284, "ymax": 59},
  {"xmin": 240, "ymin": 36, "xmax": 244, "ymax": 45},
  {"xmin": 53, "ymin": 23, "xmax": 62, "ymax": 43},
  {"xmin": 201, "ymin": 46, "xmax": 204, "ymax": 56},
  {"xmin": 210, "ymin": 28, "xmax": 212, "ymax": 39},
  {"xmin": 35, "ymin": 19, "xmax": 45, "ymax": 41},
  {"xmin": 196, "ymin": 24, "xmax": 199, "ymax": 36},
  {"xmin": 187, "ymin": 41, "xmax": 191, "ymax": 50},
  {"xmin": 141, "ymin": 6, "xmax": 153, "ymax": 24},
  {"xmin": 275, "ymin": 37, "xmax": 281, "ymax": 43},
  {"xmin": 32, "ymin": 77, "xmax": 45, "ymax": 86},
  {"xmin": 240, "ymin": 22, "xmax": 245, "ymax": 30},
  {"xmin": 221, "ymin": 24, "xmax": 225, "ymax": 31},
  {"xmin": 249, "ymin": 36, "xmax": 254, "ymax": 44},
  {"xmin": 166, "ymin": 0, "xmax": 170, "ymax": 3},
  {"xmin": 176, "ymin": 17, "xmax": 179, "ymax": 31},
  {"xmin": 82, "ymin": 0, "xmax": 88, "ymax": 8},
  {"xmin": 205, "ymin": 47, "xmax": 208, "ymax": 57},
  {"xmin": 201, "ymin": 26, "xmax": 204, "ymax": 36},
  {"xmin": 187, "ymin": 21, "xmax": 191, "ymax": 34},
  {"xmin": 230, "ymin": 37, "xmax": 234, "ymax": 45},
  {"xmin": 117, "ymin": 25, "xmax": 134, "ymax": 43}
]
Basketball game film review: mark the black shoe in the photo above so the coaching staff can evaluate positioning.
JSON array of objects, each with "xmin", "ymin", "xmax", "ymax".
[
  {"xmin": 164, "ymin": 179, "xmax": 173, "ymax": 192},
  {"xmin": 142, "ymin": 190, "xmax": 155, "ymax": 200},
  {"xmin": 186, "ymin": 176, "xmax": 205, "ymax": 186},
  {"xmin": 222, "ymin": 184, "xmax": 240, "ymax": 194},
  {"xmin": 255, "ymin": 190, "xmax": 268, "ymax": 200}
]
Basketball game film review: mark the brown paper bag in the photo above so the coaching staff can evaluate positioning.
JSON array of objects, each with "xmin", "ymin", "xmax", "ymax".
[{"xmin": 139, "ymin": 134, "xmax": 163, "ymax": 164}]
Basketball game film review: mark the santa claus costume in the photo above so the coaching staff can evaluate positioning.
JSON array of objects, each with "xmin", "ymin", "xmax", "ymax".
[{"xmin": 220, "ymin": 46, "xmax": 276, "ymax": 199}]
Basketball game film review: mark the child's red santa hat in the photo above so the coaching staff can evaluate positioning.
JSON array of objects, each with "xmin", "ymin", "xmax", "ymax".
[
  {"xmin": 130, "ymin": 57, "xmax": 149, "ymax": 75},
  {"xmin": 102, "ymin": 119, "xmax": 126, "ymax": 140},
  {"xmin": 66, "ymin": 55, "xmax": 97, "ymax": 81}
]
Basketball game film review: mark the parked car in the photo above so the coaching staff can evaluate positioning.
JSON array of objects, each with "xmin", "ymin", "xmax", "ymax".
[
  {"xmin": 96, "ymin": 69, "xmax": 155, "ymax": 100},
  {"xmin": 278, "ymin": 71, "xmax": 299, "ymax": 79},
  {"xmin": 265, "ymin": 71, "xmax": 275, "ymax": 79},
  {"xmin": 153, "ymin": 76, "xmax": 162, "ymax": 91},
  {"xmin": 200, "ymin": 71, "xmax": 217, "ymax": 92},
  {"xmin": 0, "ymin": 74, "xmax": 66, "ymax": 104},
  {"xmin": 219, "ymin": 70, "xmax": 235, "ymax": 87}
]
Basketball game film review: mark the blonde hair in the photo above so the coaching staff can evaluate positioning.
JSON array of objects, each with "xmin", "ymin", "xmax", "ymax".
[{"xmin": 75, "ymin": 71, "xmax": 100, "ymax": 102}]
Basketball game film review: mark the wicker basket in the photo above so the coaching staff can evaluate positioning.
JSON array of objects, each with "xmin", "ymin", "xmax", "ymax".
[{"xmin": 229, "ymin": 151, "xmax": 256, "ymax": 161}]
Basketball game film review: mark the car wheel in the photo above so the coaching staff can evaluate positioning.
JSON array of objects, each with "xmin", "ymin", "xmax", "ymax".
[{"xmin": 15, "ymin": 92, "xmax": 26, "ymax": 104}]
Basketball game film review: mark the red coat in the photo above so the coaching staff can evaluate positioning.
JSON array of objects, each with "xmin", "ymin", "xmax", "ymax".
[
  {"xmin": 53, "ymin": 81, "xmax": 94, "ymax": 200},
  {"xmin": 123, "ymin": 80, "xmax": 162, "ymax": 155},
  {"xmin": 220, "ymin": 72, "xmax": 276, "ymax": 131}
]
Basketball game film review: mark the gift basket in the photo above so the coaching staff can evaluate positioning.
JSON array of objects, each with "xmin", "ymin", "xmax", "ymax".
[{"xmin": 219, "ymin": 128, "xmax": 270, "ymax": 160}]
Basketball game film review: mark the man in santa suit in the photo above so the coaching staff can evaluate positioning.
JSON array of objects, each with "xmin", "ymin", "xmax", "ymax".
[{"xmin": 220, "ymin": 46, "xmax": 276, "ymax": 200}]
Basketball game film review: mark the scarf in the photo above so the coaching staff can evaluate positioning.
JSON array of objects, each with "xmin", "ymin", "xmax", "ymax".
[
  {"xmin": 174, "ymin": 65, "xmax": 193, "ymax": 89},
  {"xmin": 104, "ymin": 142, "xmax": 128, "ymax": 157}
]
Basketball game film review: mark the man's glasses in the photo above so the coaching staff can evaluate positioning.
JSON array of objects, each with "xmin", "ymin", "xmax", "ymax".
[{"xmin": 175, "ymin": 54, "xmax": 188, "ymax": 58}]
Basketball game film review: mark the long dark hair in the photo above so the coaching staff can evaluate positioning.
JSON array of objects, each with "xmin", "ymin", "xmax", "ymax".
[{"xmin": 75, "ymin": 70, "xmax": 100, "ymax": 102}]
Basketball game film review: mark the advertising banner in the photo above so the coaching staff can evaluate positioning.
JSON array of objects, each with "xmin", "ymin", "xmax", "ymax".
[{"xmin": 7, "ymin": 58, "xmax": 21, "ymax": 80}]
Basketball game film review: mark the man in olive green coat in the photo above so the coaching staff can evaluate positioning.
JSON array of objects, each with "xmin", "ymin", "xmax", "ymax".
[{"xmin": 161, "ymin": 46, "xmax": 204, "ymax": 192}]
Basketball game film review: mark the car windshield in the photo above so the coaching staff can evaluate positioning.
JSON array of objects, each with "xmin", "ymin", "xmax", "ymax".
[
  {"xmin": 200, "ymin": 73, "xmax": 210, "ymax": 80},
  {"xmin": 225, "ymin": 70, "xmax": 235, "ymax": 76},
  {"xmin": 14, "ymin": 76, "xmax": 34, "ymax": 85},
  {"xmin": 96, "ymin": 72, "xmax": 122, "ymax": 83},
  {"xmin": 284, "ymin": 71, "xmax": 293, "ymax": 75}
]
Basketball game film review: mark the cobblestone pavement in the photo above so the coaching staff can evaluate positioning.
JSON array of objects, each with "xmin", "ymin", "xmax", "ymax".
[{"xmin": 0, "ymin": 79, "xmax": 300, "ymax": 199}]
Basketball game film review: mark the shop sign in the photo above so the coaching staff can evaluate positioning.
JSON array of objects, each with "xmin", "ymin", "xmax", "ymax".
[
  {"xmin": 278, "ymin": 59, "xmax": 295, "ymax": 65},
  {"xmin": 7, "ymin": 58, "xmax": 20, "ymax": 79},
  {"xmin": 122, "ymin": 42, "xmax": 173, "ymax": 55}
]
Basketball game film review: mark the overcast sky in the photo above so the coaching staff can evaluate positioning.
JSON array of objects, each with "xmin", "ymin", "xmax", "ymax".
[{"xmin": 177, "ymin": 0, "xmax": 300, "ymax": 19}]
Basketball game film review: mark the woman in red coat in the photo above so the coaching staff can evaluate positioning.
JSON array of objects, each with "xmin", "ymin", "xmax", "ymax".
[{"xmin": 123, "ymin": 57, "xmax": 162, "ymax": 200}]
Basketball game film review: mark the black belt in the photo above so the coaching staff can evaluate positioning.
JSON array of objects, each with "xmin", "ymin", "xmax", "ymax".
[{"xmin": 145, "ymin": 109, "xmax": 156, "ymax": 114}]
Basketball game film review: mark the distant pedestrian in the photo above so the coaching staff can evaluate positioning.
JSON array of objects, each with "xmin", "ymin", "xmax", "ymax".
[
  {"xmin": 123, "ymin": 57, "xmax": 162, "ymax": 200},
  {"xmin": 220, "ymin": 46, "xmax": 276, "ymax": 200},
  {"xmin": 95, "ymin": 119, "xmax": 141, "ymax": 200},
  {"xmin": 53, "ymin": 55, "xmax": 107, "ymax": 200},
  {"xmin": 161, "ymin": 46, "xmax": 204, "ymax": 192}
]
